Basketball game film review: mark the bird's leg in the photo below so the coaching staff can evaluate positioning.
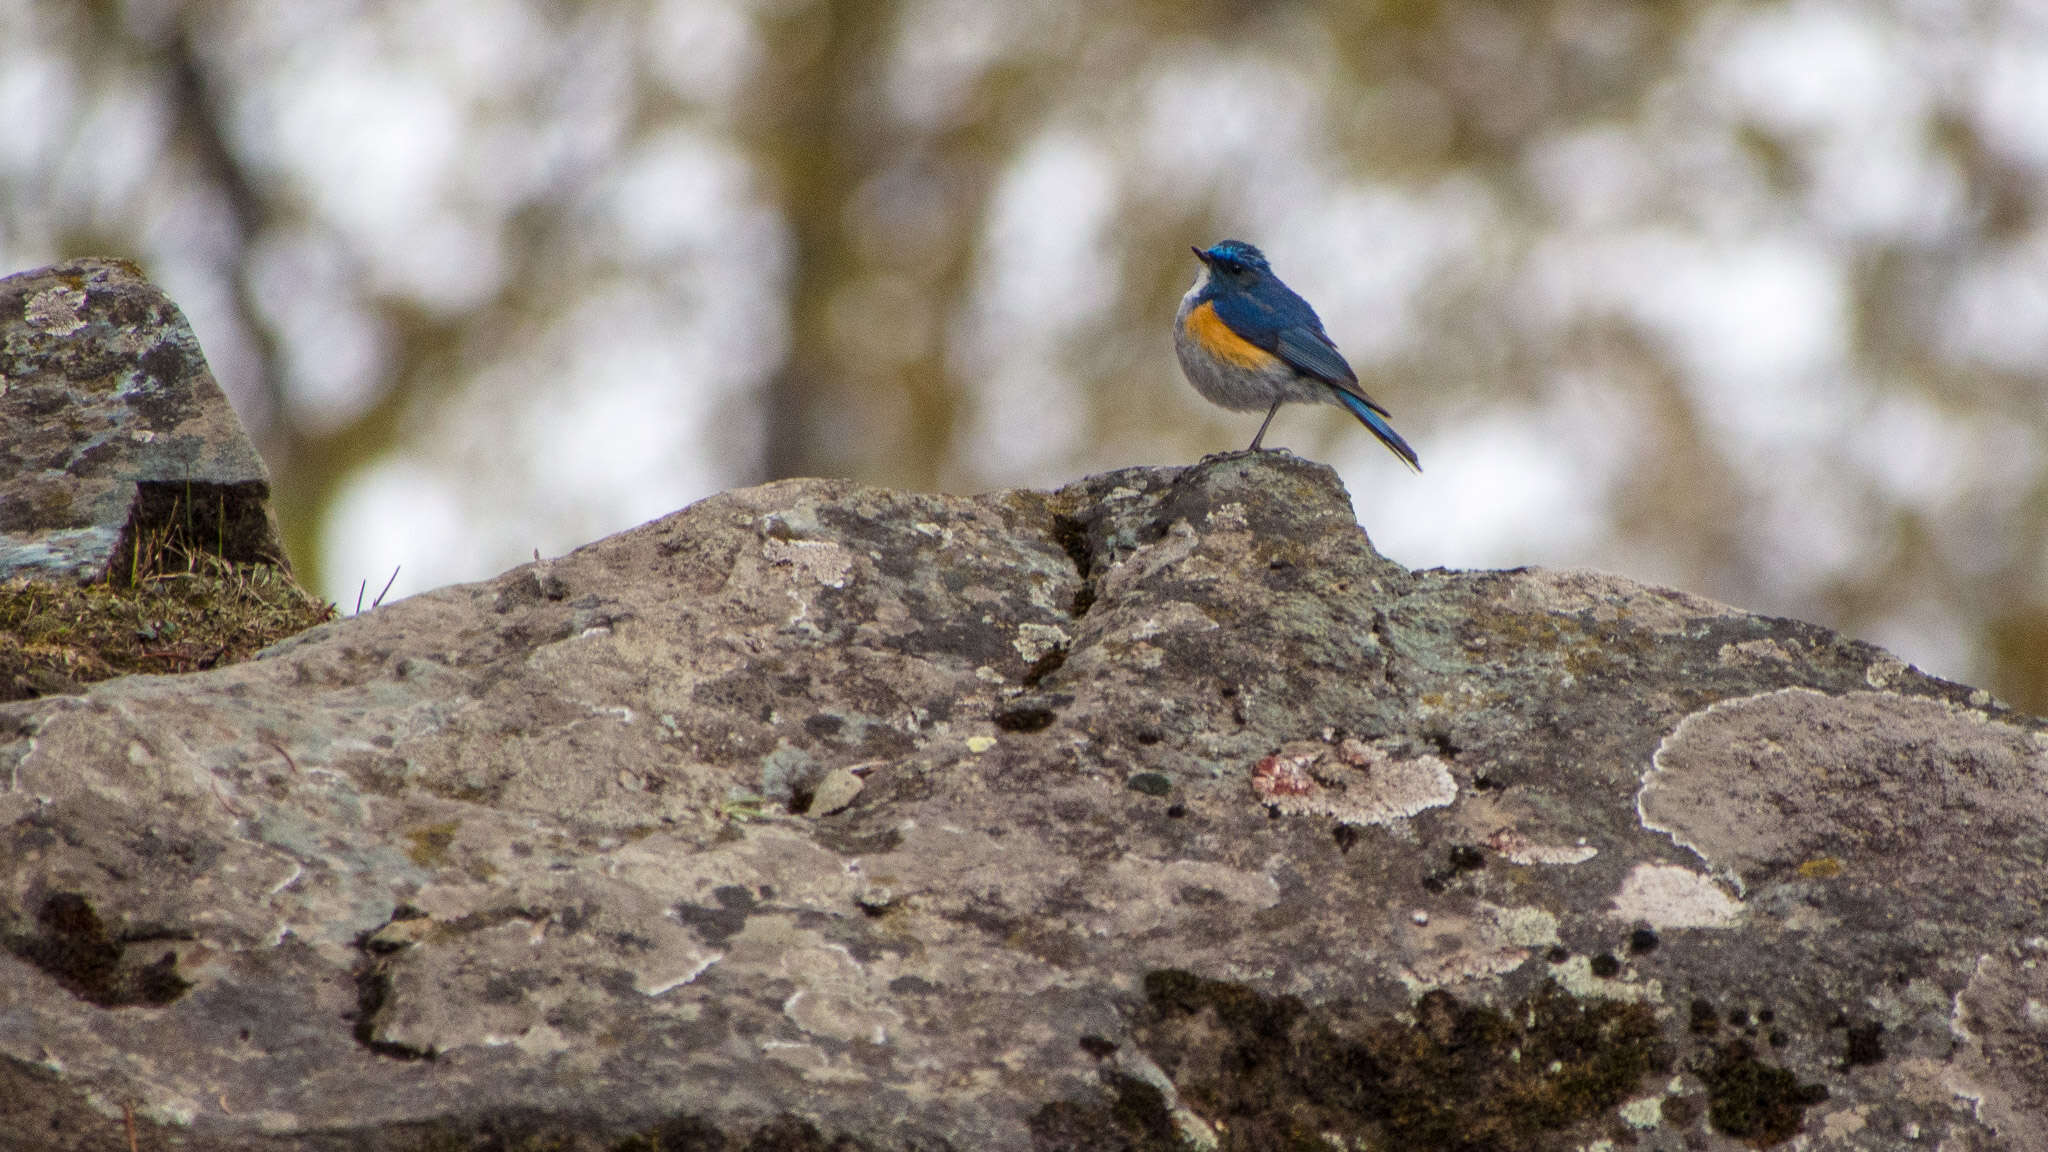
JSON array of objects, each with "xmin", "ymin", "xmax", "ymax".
[{"xmin": 1247, "ymin": 400, "xmax": 1283, "ymax": 451}]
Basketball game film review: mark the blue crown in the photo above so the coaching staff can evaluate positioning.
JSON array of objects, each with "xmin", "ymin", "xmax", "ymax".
[{"xmin": 1202, "ymin": 240, "xmax": 1270, "ymax": 272}]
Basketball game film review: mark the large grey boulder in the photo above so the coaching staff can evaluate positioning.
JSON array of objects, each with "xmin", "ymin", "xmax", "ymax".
[
  {"xmin": 0, "ymin": 258, "xmax": 284, "ymax": 582},
  {"xmin": 3, "ymin": 452, "xmax": 2044, "ymax": 1151}
]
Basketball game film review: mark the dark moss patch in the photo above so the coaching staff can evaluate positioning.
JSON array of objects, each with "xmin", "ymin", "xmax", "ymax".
[
  {"xmin": 1689, "ymin": 998, "xmax": 1719, "ymax": 1034},
  {"xmin": 1029, "ymin": 1071, "xmax": 1179, "ymax": 1152},
  {"xmin": 1133, "ymin": 970, "xmax": 1666, "ymax": 1151},
  {"xmin": 3, "ymin": 891, "xmax": 191, "ymax": 1007},
  {"xmin": 674, "ymin": 886, "xmax": 757, "ymax": 944},
  {"xmin": 1699, "ymin": 1040, "xmax": 1829, "ymax": 1145},
  {"xmin": 405, "ymin": 821, "xmax": 461, "ymax": 868},
  {"xmin": 1125, "ymin": 772, "xmax": 1172, "ymax": 796},
  {"xmin": 618, "ymin": 1115, "xmax": 884, "ymax": 1147},
  {"xmin": 1841, "ymin": 1020, "xmax": 1885, "ymax": 1069},
  {"xmin": 386, "ymin": 1110, "xmax": 886, "ymax": 1151}
]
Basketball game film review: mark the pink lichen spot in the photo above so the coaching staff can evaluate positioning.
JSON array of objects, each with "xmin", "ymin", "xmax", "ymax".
[
  {"xmin": 1252, "ymin": 752, "xmax": 1319, "ymax": 798},
  {"xmin": 1251, "ymin": 739, "xmax": 1456, "ymax": 827}
]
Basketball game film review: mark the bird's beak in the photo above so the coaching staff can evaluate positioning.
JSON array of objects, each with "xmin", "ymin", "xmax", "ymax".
[{"xmin": 1191, "ymin": 246, "xmax": 1209, "ymax": 265}]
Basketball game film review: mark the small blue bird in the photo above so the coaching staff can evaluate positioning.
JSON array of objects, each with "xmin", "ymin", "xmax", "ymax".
[{"xmin": 1174, "ymin": 240, "xmax": 1420, "ymax": 469}]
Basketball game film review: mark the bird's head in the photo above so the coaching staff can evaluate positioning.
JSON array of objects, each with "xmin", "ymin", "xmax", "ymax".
[{"xmin": 1192, "ymin": 240, "xmax": 1273, "ymax": 291}]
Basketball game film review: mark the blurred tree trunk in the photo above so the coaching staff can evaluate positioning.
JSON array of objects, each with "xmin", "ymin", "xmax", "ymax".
[
  {"xmin": 750, "ymin": 0, "xmax": 891, "ymax": 484},
  {"xmin": 746, "ymin": 0, "xmax": 997, "ymax": 490}
]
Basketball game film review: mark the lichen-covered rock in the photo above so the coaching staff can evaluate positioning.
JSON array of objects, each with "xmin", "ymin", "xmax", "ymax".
[
  {"xmin": 0, "ymin": 258, "xmax": 283, "ymax": 581},
  {"xmin": 2, "ymin": 452, "xmax": 2044, "ymax": 1151}
]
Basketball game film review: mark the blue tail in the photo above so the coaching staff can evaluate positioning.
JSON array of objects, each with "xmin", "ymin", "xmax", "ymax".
[{"xmin": 1333, "ymin": 389, "xmax": 1421, "ymax": 472}]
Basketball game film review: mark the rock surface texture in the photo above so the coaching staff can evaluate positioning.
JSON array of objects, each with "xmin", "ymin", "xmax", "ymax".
[
  {"xmin": 0, "ymin": 258, "xmax": 284, "ymax": 582},
  {"xmin": 3, "ymin": 452, "xmax": 2046, "ymax": 1151}
]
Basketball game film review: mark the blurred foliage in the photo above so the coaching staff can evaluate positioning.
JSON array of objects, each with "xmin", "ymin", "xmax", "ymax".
[{"xmin": 3, "ymin": 0, "xmax": 2047, "ymax": 711}]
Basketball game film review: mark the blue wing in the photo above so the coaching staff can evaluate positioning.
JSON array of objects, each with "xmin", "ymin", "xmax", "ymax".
[
  {"xmin": 1208, "ymin": 276, "xmax": 1420, "ymax": 470},
  {"xmin": 1209, "ymin": 283, "xmax": 1356, "ymax": 385}
]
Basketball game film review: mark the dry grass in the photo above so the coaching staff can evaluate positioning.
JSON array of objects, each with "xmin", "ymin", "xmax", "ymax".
[{"xmin": 1, "ymin": 526, "xmax": 334, "ymax": 702}]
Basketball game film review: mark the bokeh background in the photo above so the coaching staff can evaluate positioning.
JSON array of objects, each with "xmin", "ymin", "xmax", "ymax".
[{"xmin": 4, "ymin": 0, "xmax": 2047, "ymax": 710}]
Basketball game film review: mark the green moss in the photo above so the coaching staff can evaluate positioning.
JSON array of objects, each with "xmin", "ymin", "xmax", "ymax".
[
  {"xmin": 405, "ymin": 821, "xmax": 461, "ymax": 867},
  {"xmin": 0, "ymin": 545, "xmax": 331, "ymax": 702},
  {"xmin": 1132, "ymin": 970, "xmax": 1667, "ymax": 1152}
]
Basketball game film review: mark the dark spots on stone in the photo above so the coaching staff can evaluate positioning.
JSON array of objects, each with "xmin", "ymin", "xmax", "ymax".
[
  {"xmin": 1266, "ymin": 805, "xmax": 1281, "ymax": 819},
  {"xmin": 802, "ymin": 714, "xmax": 843, "ymax": 740},
  {"xmin": 135, "ymin": 339, "xmax": 191, "ymax": 397},
  {"xmin": 63, "ymin": 437, "xmax": 124, "ymax": 478},
  {"xmin": 1699, "ymin": 1040, "xmax": 1828, "ymax": 1145},
  {"xmin": 1628, "ymin": 927, "xmax": 1659, "ymax": 954},
  {"xmin": 1420, "ymin": 874, "xmax": 1445, "ymax": 894},
  {"xmin": 1165, "ymin": 803, "xmax": 1187, "ymax": 818},
  {"xmin": 557, "ymin": 902, "xmax": 595, "ymax": 934},
  {"xmin": 610, "ymin": 1112, "xmax": 883, "ymax": 1152},
  {"xmin": 1020, "ymin": 646, "xmax": 1067, "ymax": 688},
  {"xmin": 1125, "ymin": 771, "xmax": 1172, "ymax": 796},
  {"xmin": 1768, "ymin": 1030, "xmax": 1788, "ymax": 1048},
  {"xmin": 993, "ymin": 693, "xmax": 1067, "ymax": 733},
  {"xmin": 130, "ymin": 826, "xmax": 221, "ymax": 871},
  {"xmin": 1727, "ymin": 1006, "xmax": 1751, "ymax": 1028},
  {"xmin": 786, "ymin": 783, "xmax": 817, "ymax": 816},
  {"xmin": 675, "ymin": 886, "xmax": 757, "ymax": 944},
  {"xmin": 1448, "ymin": 844, "xmax": 1485, "ymax": 872},
  {"xmin": 1135, "ymin": 970, "xmax": 1667, "ymax": 1151},
  {"xmin": 900, "ymin": 621, "xmax": 1018, "ymax": 668},
  {"xmin": 1589, "ymin": 953, "xmax": 1622, "ymax": 979},
  {"xmin": 1029, "ymin": 1070, "xmax": 1178, "ymax": 1151},
  {"xmin": 613, "ymin": 1116, "xmax": 727, "ymax": 1151},
  {"xmin": 1471, "ymin": 773, "xmax": 1500, "ymax": 792},
  {"xmin": 1078, "ymin": 1033, "xmax": 1119, "ymax": 1059},
  {"xmin": 887, "ymin": 975, "xmax": 936, "ymax": 996},
  {"xmin": 1842, "ymin": 1020, "xmax": 1885, "ymax": 1069},
  {"xmin": 692, "ymin": 670, "xmax": 779, "ymax": 723},
  {"xmin": 593, "ymin": 968, "xmax": 640, "ymax": 998},
  {"xmin": 106, "ymin": 480, "xmax": 284, "ymax": 583},
  {"xmin": 4, "ymin": 891, "xmax": 191, "ymax": 1007},
  {"xmin": 1425, "ymin": 730, "xmax": 1460, "ymax": 758},
  {"xmin": 1756, "ymin": 1008, "xmax": 1774, "ymax": 1024},
  {"xmin": 1048, "ymin": 513, "xmax": 1097, "ymax": 618},
  {"xmin": 1547, "ymin": 946, "xmax": 1571, "ymax": 964},
  {"xmin": 1132, "ymin": 725, "xmax": 1162, "ymax": 746},
  {"xmin": 351, "ymin": 966, "xmax": 431, "ymax": 1061},
  {"xmin": 483, "ymin": 974, "xmax": 527, "ymax": 1005},
  {"xmin": 813, "ymin": 823, "xmax": 903, "ymax": 857},
  {"xmin": 1690, "ymin": 999, "xmax": 1720, "ymax": 1034},
  {"xmin": 1660, "ymin": 1093, "xmax": 1702, "ymax": 1128},
  {"xmin": 1333, "ymin": 824, "xmax": 1360, "ymax": 853},
  {"xmin": 131, "ymin": 951, "xmax": 188, "ymax": 1004}
]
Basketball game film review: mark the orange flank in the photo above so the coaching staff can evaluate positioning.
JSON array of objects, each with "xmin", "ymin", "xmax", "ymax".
[{"xmin": 1185, "ymin": 301, "xmax": 1282, "ymax": 370}]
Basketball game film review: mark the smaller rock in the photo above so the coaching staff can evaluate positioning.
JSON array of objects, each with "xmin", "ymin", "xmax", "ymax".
[{"xmin": 0, "ymin": 258, "xmax": 286, "ymax": 582}]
